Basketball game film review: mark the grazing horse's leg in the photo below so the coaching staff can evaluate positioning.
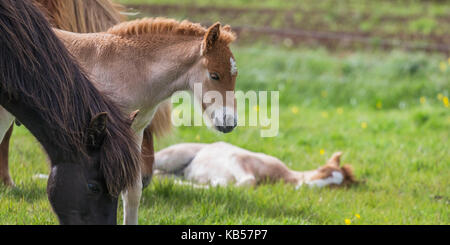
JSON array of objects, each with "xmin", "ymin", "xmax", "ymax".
[
  {"xmin": 141, "ymin": 128, "xmax": 154, "ymax": 189},
  {"xmin": 0, "ymin": 107, "xmax": 15, "ymax": 186},
  {"xmin": 121, "ymin": 132, "xmax": 143, "ymax": 225},
  {"xmin": 0, "ymin": 124, "xmax": 14, "ymax": 186}
]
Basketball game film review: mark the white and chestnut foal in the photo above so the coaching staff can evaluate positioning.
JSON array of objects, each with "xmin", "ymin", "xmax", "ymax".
[
  {"xmin": 0, "ymin": 18, "xmax": 239, "ymax": 224},
  {"xmin": 154, "ymin": 142, "xmax": 356, "ymax": 188}
]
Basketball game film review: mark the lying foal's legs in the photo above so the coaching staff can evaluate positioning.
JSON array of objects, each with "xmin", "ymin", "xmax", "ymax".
[{"xmin": 0, "ymin": 125, "xmax": 14, "ymax": 186}]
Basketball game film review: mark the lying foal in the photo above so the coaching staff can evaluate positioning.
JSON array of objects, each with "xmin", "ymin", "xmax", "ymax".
[{"xmin": 154, "ymin": 142, "xmax": 356, "ymax": 188}]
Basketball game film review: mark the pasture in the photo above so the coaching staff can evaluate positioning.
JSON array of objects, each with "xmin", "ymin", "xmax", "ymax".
[{"xmin": 0, "ymin": 45, "xmax": 448, "ymax": 224}]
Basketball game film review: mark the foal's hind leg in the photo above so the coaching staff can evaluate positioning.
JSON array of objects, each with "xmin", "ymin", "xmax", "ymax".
[
  {"xmin": 0, "ymin": 125, "xmax": 14, "ymax": 186},
  {"xmin": 141, "ymin": 127, "xmax": 154, "ymax": 189}
]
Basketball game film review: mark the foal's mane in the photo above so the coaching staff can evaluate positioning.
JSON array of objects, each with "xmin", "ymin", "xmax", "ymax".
[
  {"xmin": 0, "ymin": 0, "xmax": 140, "ymax": 196},
  {"xmin": 107, "ymin": 17, "xmax": 236, "ymax": 44}
]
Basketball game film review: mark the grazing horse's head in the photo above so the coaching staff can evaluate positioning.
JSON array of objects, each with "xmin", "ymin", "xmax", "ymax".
[
  {"xmin": 46, "ymin": 112, "xmax": 139, "ymax": 225},
  {"xmin": 190, "ymin": 23, "xmax": 238, "ymax": 133},
  {"xmin": 46, "ymin": 113, "xmax": 114, "ymax": 224}
]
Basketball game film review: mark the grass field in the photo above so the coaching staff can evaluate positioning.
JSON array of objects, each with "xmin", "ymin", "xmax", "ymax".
[{"xmin": 0, "ymin": 43, "xmax": 448, "ymax": 224}]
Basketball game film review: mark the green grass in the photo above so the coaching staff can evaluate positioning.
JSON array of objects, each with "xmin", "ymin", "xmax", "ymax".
[{"xmin": 0, "ymin": 45, "xmax": 448, "ymax": 224}]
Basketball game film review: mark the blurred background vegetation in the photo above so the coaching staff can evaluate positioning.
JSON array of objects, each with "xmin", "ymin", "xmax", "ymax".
[{"xmin": 116, "ymin": 0, "xmax": 450, "ymax": 109}]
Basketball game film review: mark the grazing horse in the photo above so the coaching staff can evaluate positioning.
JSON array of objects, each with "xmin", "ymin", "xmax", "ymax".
[
  {"xmin": 154, "ymin": 142, "xmax": 356, "ymax": 188},
  {"xmin": 0, "ymin": 0, "xmax": 141, "ymax": 224},
  {"xmin": 0, "ymin": 17, "xmax": 239, "ymax": 224},
  {"xmin": 0, "ymin": 0, "xmax": 171, "ymax": 187}
]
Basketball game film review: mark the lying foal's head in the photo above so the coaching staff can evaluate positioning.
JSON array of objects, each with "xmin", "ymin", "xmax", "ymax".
[{"xmin": 307, "ymin": 152, "xmax": 356, "ymax": 187}]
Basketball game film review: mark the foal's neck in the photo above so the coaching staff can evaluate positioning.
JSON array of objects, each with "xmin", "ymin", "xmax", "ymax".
[{"xmin": 287, "ymin": 169, "xmax": 317, "ymax": 186}]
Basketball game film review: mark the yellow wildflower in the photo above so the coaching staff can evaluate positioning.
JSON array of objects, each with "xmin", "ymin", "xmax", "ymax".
[
  {"xmin": 376, "ymin": 101, "xmax": 382, "ymax": 109},
  {"xmin": 195, "ymin": 135, "xmax": 200, "ymax": 141},
  {"xmin": 420, "ymin": 96, "xmax": 426, "ymax": 104},
  {"xmin": 437, "ymin": 93, "xmax": 444, "ymax": 101},
  {"xmin": 444, "ymin": 96, "xmax": 449, "ymax": 108},
  {"xmin": 345, "ymin": 219, "xmax": 351, "ymax": 225},
  {"xmin": 321, "ymin": 111, "xmax": 329, "ymax": 118},
  {"xmin": 439, "ymin": 61, "xmax": 447, "ymax": 72},
  {"xmin": 361, "ymin": 122, "xmax": 367, "ymax": 129},
  {"xmin": 291, "ymin": 106, "xmax": 299, "ymax": 114},
  {"xmin": 355, "ymin": 214, "xmax": 361, "ymax": 219},
  {"xmin": 320, "ymin": 149, "xmax": 325, "ymax": 155},
  {"xmin": 337, "ymin": 107, "xmax": 344, "ymax": 114}
]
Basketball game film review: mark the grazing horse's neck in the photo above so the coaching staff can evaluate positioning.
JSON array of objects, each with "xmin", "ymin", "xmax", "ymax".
[
  {"xmin": 0, "ymin": 95, "xmax": 76, "ymax": 162},
  {"xmin": 55, "ymin": 29, "xmax": 202, "ymax": 112}
]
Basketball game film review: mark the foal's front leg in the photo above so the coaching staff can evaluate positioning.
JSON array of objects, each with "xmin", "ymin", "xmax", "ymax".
[
  {"xmin": 121, "ymin": 173, "xmax": 143, "ymax": 225},
  {"xmin": 121, "ymin": 132, "xmax": 143, "ymax": 225}
]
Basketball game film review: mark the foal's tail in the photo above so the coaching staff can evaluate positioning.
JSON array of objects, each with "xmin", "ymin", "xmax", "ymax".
[
  {"xmin": 154, "ymin": 143, "xmax": 207, "ymax": 175},
  {"xmin": 35, "ymin": 0, "xmax": 173, "ymax": 138}
]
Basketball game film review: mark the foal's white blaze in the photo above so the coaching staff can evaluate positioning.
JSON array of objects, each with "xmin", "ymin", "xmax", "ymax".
[
  {"xmin": 306, "ymin": 171, "xmax": 344, "ymax": 188},
  {"xmin": 230, "ymin": 57, "xmax": 238, "ymax": 76}
]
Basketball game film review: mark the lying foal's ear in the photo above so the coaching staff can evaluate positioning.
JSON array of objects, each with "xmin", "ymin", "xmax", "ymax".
[
  {"xmin": 326, "ymin": 152, "xmax": 342, "ymax": 167},
  {"xmin": 86, "ymin": 112, "xmax": 108, "ymax": 151},
  {"xmin": 201, "ymin": 22, "xmax": 221, "ymax": 55}
]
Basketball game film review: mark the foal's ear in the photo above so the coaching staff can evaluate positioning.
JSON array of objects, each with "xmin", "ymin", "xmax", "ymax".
[
  {"xmin": 326, "ymin": 152, "xmax": 342, "ymax": 167},
  {"xmin": 201, "ymin": 22, "xmax": 221, "ymax": 55},
  {"xmin": 86, "ymin": 112, "xmax": 108, "ymax": 151}
]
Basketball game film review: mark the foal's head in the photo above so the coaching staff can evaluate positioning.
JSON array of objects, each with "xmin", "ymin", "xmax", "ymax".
[{"xmin": 190, "ymin": 23, "xmax": 238, "ymax": 133}]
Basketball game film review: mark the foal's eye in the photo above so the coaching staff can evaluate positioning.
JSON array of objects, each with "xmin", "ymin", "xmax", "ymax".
[
  {"xmin": 87, "ymin": 182, "xmax": 102, "ymax": 194},
  {"xmin": 210, "ymin": 72, "xmax": 220, "ymax": 81}
]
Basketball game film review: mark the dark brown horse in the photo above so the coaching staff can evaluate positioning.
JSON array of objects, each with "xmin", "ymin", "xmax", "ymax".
[
  {"xmin": 0, "ymin": 0, "xmax": 167, "ymax": 189},
  {"xmin": 0, "ymin": 0, "xmax": 140, "ymax": 224}
]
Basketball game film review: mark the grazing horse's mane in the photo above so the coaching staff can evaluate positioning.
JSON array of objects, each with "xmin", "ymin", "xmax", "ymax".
[
  {"xmin": 0, "ymin": 0, "xmax": 140, "ymax": 196},
  {"xmin": 107, "ymin": 17, "xmax": 237, "ymax": 44},
  {"xmin": 35, "ymin": 0, "xmax": 125, "ymax": 33}
]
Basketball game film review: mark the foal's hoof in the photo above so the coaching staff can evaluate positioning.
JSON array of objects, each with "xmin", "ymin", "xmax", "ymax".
[
  {"xmin": 1, "ymin": 177, "xmax": 15, "ymax": 187},
  {"xmin": 142, "ymin": 176, "xmax": 152, "ymax": 190}
]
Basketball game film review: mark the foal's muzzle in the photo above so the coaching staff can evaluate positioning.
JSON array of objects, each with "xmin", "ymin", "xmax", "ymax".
[{"xmin": 213, "ymin": 111, "xmax": 237, "ymax": 133}]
